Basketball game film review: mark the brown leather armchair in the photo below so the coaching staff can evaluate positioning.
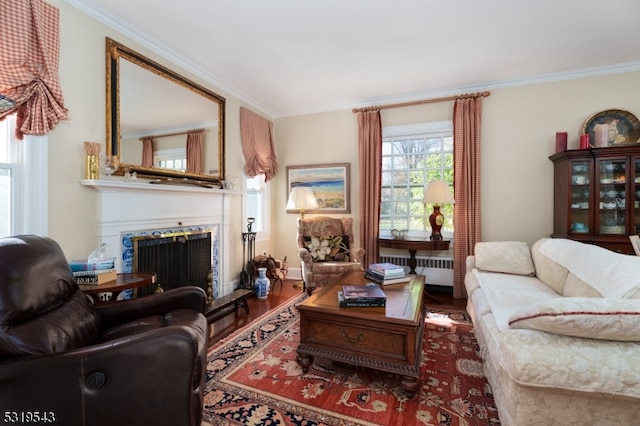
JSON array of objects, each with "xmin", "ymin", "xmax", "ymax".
[{"xmin": 0, "ymin": 235, "xmax": 208, "ymax": 426}]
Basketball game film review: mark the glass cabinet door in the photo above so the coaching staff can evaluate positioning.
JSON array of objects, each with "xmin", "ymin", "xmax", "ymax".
[
  {"xmin": 569, "ymin": 160, "xmax": 590, "ymax": 234},
  {"xmin": 598, "ymin": 158, "xmax": 627, "ymax": 235},
  {"xmin": 634, "ymin": 158, "xmax": 640, "ymax": 235}
]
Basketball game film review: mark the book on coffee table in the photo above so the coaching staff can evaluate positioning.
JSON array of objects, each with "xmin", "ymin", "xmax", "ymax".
[
  {"xmin": 368, "ymin": 262, "xmax": 405, "ymax": 276},
  {"xmin": 342, "ymin": 283, "xmax": 386, "ymax": 300},
  {"xmin": 337, "ymin": 291, "xmax": 386, "ymax": 307},
  {"xmin": 364, "ymin": 269, "xmax": 410, "ymax": 285}
]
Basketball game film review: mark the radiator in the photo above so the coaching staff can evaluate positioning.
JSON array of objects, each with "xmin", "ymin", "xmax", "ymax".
[{"xmin": 378, "ymin": 255, "xmax": 453, "ymax": 287}]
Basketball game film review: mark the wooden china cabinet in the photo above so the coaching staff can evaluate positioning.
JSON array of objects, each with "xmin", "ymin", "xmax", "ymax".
[{"xmin": 549, "ymin": 145, "xmax": 640, "ymax": 254}]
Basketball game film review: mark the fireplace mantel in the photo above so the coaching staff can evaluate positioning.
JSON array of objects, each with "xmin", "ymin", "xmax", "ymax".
[
  {"xmin": 80, "ymin": 179, "xmax": 239, "ymax": 297},
  {"xmin": 80, "ymin": 179, "xmax": 239, "ymax": 195}
]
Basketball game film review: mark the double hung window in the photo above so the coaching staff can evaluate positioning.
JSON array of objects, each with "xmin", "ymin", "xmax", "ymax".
[
  {"xmin": 0, "ymin": 114, "xmax": 48, "ymax": 238},
  {"xmin": 244, "ymin": 174, "xmax": 270, "ymax": 239},
  {"xmin": 380, "ymin": 122, "xmax": 454, "ymax": 238}
]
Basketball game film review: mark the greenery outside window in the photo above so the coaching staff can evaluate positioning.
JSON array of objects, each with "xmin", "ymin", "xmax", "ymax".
[{"xmin": 380, "ymin": 121, "xmax": 453, "ymax": 239}]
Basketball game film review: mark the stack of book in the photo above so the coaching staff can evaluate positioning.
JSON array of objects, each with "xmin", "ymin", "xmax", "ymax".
[
  {"xmin": 69, "ymin": 257, "xmax": 117, "ymax": 285},
  {"xmin": 338, "ymin": 283, "xmax": 387, "ymax": 307},
  {"xmin": 365, "ymin": 262, "xmax": 410, "ymax": 285}
]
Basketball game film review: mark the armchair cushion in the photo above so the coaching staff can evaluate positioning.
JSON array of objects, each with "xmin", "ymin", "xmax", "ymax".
[
  {"xmin": 0, "ymin": 235, "xmax": 101, "ymax": 357},
  {"xmin": 303, "ymin": 235, "xmax": 350, "ymax": 262},
  {"xmin": 297, "ymin": 217, "xmax": 364, "ymax": 290}
]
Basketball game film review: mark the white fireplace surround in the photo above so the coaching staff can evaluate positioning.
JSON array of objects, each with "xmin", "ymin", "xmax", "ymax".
[{"xmin": 80, "ymin": 179, "xmax": 238, "ymax": 297}]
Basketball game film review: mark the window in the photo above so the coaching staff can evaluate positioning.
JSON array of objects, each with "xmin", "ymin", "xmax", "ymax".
[
  {"xmin": 0, "ymin": 114, "xmax": 48, "ymax": 238},
  {"xmin": 0, "ymin": 118, "xmax": 15, "ymax": 237},
  {"xmin": 380, "ymin": 122, "xmax": 453, "ymax": 238},
  {"xmin": 244, "ymin": 174, "xmax": 270, "ymax": 239},
  {"xmin": 155, "ymin": 148, "xmax": 187, "ymax": 171}
]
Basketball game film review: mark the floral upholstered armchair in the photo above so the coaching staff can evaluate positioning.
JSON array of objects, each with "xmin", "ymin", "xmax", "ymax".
[{"xmin": 297, "ymin": 216, "xmax": 365, "ymax": 293}]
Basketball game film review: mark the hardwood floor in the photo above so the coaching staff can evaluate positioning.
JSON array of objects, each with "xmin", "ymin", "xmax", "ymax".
[
  {"xmin": 207, "ymin": 280, "xmax": 303, "ymax": 346},
  {"xmin": 207, "ymin": 279, "xmax": 467, "ymax": 348}
]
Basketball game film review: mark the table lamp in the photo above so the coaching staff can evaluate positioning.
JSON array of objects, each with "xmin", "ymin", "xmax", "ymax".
[
  {"xmin": 286, "ymin": 186, "xmax": 319, "ymax": 219},
  {"xmin": 423, "ymin": 180, "xmax": 455, "ymax": 240}
]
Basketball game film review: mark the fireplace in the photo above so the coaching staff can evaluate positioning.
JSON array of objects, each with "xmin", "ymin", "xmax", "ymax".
[
  {"xmin": 81, "ymin": 180, "xmax": 235, "ymax": 298},
  {"xmin": 133, "ymin": 230, "xmax": 212, "ymax": 294}
]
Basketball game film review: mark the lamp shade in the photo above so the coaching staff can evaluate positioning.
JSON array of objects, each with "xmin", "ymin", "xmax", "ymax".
[
  {"xmin": 423, "ymin": 180, "xmax": 455, "ymax": 205},
  {"xmin": 286, "ymin": 186, "xmax": 319, "ymax": 210}
]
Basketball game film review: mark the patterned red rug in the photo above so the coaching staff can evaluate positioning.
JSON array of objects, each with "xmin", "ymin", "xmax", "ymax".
[{"xmin": 203, "ymin": 294, "xmax": 500, "ymax": 425}]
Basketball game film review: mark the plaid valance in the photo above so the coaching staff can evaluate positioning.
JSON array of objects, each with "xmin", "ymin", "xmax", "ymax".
[
  {"xmin": 240, "ymin": 107, "xmax": 278, "ymax": 181},
  {"xmin": 0, "ymin": 0, "xmax": 68, "ymax": 139}
]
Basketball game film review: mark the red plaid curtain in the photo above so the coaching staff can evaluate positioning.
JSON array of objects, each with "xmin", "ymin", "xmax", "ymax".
[
  {"xmin": 240, "ymin": 107, "xmax": 277, "ymax": 181},
  {"xmin": 0, "ymin": 0, "xmax": 68, "ymax": 139},
  {"xmin": 186, "ymin": 130, "xmax": 203, "ymax": 173},
  {"xmin": 141, "ymin": 138, "xmax": 154, "ymax": 167},
  {"xmin": 357, "ymin": 110, "xmax": 383, "ymax": 267},
  {"xmin": 452, "ymin": 96, "xmax": 483, "ymax": 298}
]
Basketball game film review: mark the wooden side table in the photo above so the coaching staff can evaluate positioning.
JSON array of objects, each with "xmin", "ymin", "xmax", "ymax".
[
  {"xmin": 378, "ymin": 237, "xmax": 450, "ymax": 274},
  {"xmin": 78, "ymin": 272, "xmax": 157, "ymax": 304},
  {"xmin": 378, "ymin": 237, "xmax": 450, "ymax": 303}
]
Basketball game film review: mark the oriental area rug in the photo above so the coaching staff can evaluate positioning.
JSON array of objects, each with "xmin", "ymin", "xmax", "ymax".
[{"xmin": 202, "ymin": 293, "xmax": 500, "ymax": 426}]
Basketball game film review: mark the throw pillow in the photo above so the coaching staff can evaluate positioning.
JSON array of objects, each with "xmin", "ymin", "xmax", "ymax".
[
  {"xmin": 304, "ymin": 235, "xmax": 350, "ymax": 262},
  {"xmin": 508, "ymin": 297, "xmax": 640, "ymax": 341},
  {"xmin": 475, "ymin": 241, "xmax": 535, "ymax": 276}
]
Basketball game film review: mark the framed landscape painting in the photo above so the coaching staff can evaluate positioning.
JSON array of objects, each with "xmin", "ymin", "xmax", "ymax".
[{"xmin": 286, "ymin": 163, "xmax": 350, "ymax": 214}]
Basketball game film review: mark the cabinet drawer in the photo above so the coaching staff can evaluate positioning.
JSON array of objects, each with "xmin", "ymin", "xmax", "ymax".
[{"xmin": 304, "ymin": 318, "xmax": 410, "ymax": 361}]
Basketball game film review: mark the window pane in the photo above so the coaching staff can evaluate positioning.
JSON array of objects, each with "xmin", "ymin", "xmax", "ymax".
[
  {"xmin": 0, "ymin": 168, "xmax": 10, "ymax": 238},
  {"xmin": 380, "ymin": 124, "xmax": 454, "ymax": 237},
  {"xmin": 245, "ymin": 175, "xmax": 265, "ymax": 233}
]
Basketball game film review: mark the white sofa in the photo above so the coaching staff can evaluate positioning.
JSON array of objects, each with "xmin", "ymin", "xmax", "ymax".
[{"xmin": 465, "ymin": 237, "xmax": 640, "ymax": 425}]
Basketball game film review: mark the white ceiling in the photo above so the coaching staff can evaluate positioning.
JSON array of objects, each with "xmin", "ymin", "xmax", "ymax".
[{"xmin": 67, "ymin": 0, "xmax": 640, "ymax": 118}]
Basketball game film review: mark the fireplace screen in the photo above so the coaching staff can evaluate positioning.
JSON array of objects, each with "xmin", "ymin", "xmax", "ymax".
[{"xmin": 133, "ymin": 230, "xmax": 212, "ymax": 293}]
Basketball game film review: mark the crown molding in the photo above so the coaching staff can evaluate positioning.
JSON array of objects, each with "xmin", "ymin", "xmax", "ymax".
[
  {"xmin": 284, "ymin": 61, "xmax": 640, "ymax": 119},
  {"xmin": 64, "ymin": 0, "xmax": 273, "ymax": 118},
  {"xmin": 64, "ymin": 1, "xmax": 640, "ymax": 120}
]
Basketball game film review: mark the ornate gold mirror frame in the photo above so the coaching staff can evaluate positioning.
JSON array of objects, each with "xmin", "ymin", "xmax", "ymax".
[{"xmin": 106, "ymin": 37, "xmax": 225, "ymax": 183}]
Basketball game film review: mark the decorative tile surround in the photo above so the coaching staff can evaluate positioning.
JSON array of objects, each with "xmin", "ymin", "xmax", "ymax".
[{"xmin": 80, "ymin": 180, "xmax": 237, "ymax": 297}]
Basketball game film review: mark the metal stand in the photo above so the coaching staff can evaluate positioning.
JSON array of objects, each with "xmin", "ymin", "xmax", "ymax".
[{"xmin": 239, "ymin": 218, "xmax": 257, "ymax": 290}]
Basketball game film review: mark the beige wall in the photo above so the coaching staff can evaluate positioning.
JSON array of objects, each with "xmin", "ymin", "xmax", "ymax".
[
  {"xmin": 47, "ymin": 1, "xmax": 640, "ymax": 281},
  {"xmin": 48, "ymin": 0, "xmax": 255, "ymax": 273},
  {"xmin": 272, "ymin": 72, "xmax": 640, "ymax": 268}
]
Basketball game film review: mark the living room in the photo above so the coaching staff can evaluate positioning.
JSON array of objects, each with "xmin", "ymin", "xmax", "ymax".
[
  {"xmin": 3, "ymin": 1, "xmax": 640, "ymax": 425},
  {"xmin": 3, "ymin": 0, "xmax": 634, "ymax": 292}
]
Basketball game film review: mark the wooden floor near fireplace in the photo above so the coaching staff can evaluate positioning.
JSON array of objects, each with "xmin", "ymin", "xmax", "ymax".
[{"xmin": 207, "ymin": 279, "xmax": 467, "ymax": 348}]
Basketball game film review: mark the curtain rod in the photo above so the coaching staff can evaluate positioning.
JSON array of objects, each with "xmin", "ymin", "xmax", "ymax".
[
  {"xmin": 352, "ymin": 91, "xmax": 491, "ymax": 113},
  {"xmin": 139, "ymin": 128, "xmax": 205, "ymax": 141}
]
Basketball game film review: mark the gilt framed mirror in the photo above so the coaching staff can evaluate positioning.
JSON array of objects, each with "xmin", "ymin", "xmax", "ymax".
[{"xmin": 106, "ymin": 37, "xmax": 225, "ymax": 183}]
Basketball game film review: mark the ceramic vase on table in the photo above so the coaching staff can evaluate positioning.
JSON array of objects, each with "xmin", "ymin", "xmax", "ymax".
[{"xmin": 255, "ymin": 267, "xmax": 270, "ymax": 299}]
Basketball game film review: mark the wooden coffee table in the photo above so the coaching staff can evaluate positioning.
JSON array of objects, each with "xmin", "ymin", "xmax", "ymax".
[{"xmin": 296, "ymin": 270, "xmax": 425, "ymax": 397}]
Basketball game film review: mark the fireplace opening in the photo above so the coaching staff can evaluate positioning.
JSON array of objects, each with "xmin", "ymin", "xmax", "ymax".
[{"xmin": 133, "ymin": 230, "xmax": 212, "ymax": 294}]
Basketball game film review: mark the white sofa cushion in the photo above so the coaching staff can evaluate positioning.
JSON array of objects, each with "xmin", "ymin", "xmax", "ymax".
[
  {"xmin": 472, "ymin": 269, "xmax": 561, "ymax": 329},
  {"xmin": 508, "ymin": 297, "xmax": 640, "ymax": 341},
  {"xmin": 530, "ymin": 238, "xmax": 568, "ymax": 294},
  {"xmin": 475, "ymin": 241, "xmax": 535, "ymax": 276},
  {"xmin": 563, "ymin": 272, "xmax": 603, "ymax": 298},
  {"xmin": 539, "ymin": 238, "xmax": 640, "ymax": 298}
]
